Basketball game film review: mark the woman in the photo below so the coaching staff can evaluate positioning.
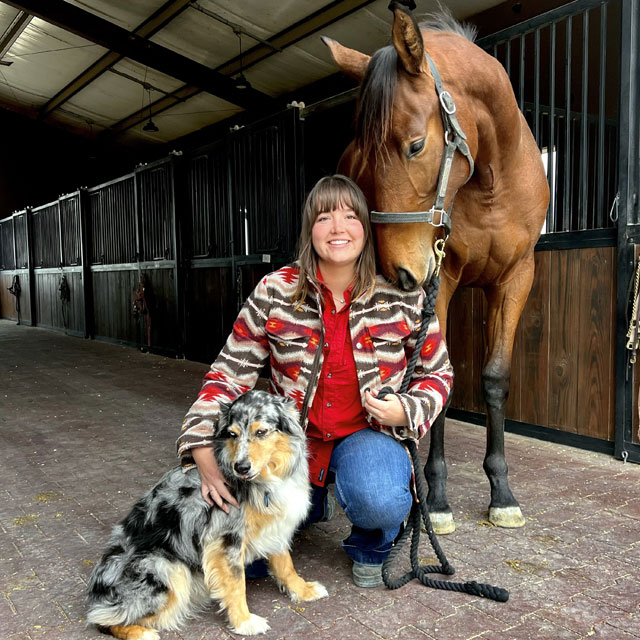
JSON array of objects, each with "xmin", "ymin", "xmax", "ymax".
[{"xmin": 177, "ymin": 175, "xmax": 453, "ymax": 587}]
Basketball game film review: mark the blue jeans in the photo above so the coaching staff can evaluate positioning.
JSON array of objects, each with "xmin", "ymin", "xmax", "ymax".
[{"xmin": 308, "ymin": 428, "xmax": 412, "ymax": 566}]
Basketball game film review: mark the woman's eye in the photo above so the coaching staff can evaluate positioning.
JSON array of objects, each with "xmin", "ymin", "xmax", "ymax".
[
  {"xmin": 316, "ymin": 215, "xmax": 330, "ymax": 223},
  {"xmin": 407, "ymin": 138, "xmax": 426, "ymax": 157}
]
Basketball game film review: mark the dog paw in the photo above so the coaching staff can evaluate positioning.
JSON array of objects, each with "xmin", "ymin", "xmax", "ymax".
[
  {"xmin": 231, "ymin": 613, "xmax": 271, "ymax": 635},
  {"xmin": 288, "ymin": 580, "xmax": 329, "ymax": 602},
  {"xmin": 139, "ymin": 630, "xmax": 160, "ymax": 640}
]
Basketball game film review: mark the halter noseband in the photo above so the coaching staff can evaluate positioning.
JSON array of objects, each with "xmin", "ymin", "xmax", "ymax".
[{"xmin": 369, "ymin": 52, "xmax": 474, "ymax": 239}]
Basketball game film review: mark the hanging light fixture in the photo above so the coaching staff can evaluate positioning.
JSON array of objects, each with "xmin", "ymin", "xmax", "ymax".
[
  {"xmin": 233, "ymin": 28, "xmax": 251, "ymax": 90},
  {"xmin": 142, "ymin": 86, "xmax": 159, "ymax": 132}
]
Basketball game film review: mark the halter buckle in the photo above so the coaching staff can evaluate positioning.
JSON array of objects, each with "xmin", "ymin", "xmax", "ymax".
[{"xmin": 439, "ymin": 90, "xmax": 456, "ymax": 115}]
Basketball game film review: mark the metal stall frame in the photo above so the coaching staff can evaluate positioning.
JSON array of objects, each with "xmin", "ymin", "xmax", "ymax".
[{"xmin": 615, "ymin": 0, "xmax": 640, "ymax": 463}]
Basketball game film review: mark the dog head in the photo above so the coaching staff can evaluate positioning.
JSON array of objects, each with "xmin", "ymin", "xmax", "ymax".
[{"xmin": 214, "ymin": 390, "xmax": 305, "ymax": 482}]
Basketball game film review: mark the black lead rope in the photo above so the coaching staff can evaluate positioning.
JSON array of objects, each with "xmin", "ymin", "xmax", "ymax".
[{"xmin": 378, "ymin": 275, "xmax": 509, "ymax": 602}]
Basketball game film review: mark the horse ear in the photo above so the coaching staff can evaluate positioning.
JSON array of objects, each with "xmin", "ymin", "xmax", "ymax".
[
  {"xmin": 391, "ymin": 5, "xmax": 425, "ymax": 75},
  {"xmin": 322, "ymin": 36, "xmax": 370, "ymax": 82}
]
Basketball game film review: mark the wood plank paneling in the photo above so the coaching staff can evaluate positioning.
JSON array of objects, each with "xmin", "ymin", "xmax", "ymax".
[
  {"xmin": 548, "ymin": 250, "xmax": 580, "ymax": 432},
  {"xmin": 92, "ymin": 269, "xmax": 138, "ymax": 344},
  {"xmin": 448, "ymin": 287, "xmax": 476, "ymax": 412},
  {"xmin": 575, "ymin": 247, "xmax": 615, "ymax": 440},
  {"xmin": 185, "ymin": 266, "xmax": 233, "ymax": 364},
  {"xmin": 447, "ymin": 246, "xmax": 616, "ymax": 442},
  {"xmin": 519, "ymin": 251, "xmax": 550, "ymax": 426}
]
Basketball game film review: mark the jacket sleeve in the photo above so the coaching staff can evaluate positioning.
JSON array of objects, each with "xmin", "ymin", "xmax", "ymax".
[
  {"xmin": 389, "ymin": 292, "xmax": 453, "ymax": 441},
  {"xmin": 176, "ymin": 276, "xmax": 272, "ymax": 464}
]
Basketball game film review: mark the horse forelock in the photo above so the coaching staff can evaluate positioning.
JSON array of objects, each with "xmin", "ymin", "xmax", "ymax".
[{"xmin": 355, "ymin": 46, "xmax": 397, "ymax": 163}]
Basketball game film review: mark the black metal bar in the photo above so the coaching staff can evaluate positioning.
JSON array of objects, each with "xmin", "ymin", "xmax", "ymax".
[
  {"xmin": 25, "ymin": 207, "xmax": 35, "ymax": 325},
  {"xmin": 580, "ymin": 9, "xmax": 589, "ymax": 230},
  {"xmin": 519, "ymin": 34, "xmax": 525, "ymax": 111},
  {"xmin": 505, "ymin": 38, "xmax": 511, "ymax": 78},
  {"xmin": 447, "ymin": 408, "xmax": 615, "ymax": 456},
  {"xmin": 615, "ymin": 0, "xmax": 640, "ymax": 462},
  {"xmin": 534, "ymin": 27, "xmax": 540, "ymax": 146},
  {"xmin": 597, "ymin": 3, "xmax": 607, "ymax": 228},
  {"xmin": 78, "ymin": 189, "xmax": 93, "ymax": 338},
  {"xmin": 476, "ymin": 0, "xmax": 608, "ymax": 48},
  {"xmin": 548, "ymin": 21, "xmax": 556, "ymax": 233},
  {"xmin": 534, "ymin": 227, "xmax": 616, "ymax": 250},
  {"xmin": 564, "ymin": 15, "xmax": 572, "ymax": 231}
]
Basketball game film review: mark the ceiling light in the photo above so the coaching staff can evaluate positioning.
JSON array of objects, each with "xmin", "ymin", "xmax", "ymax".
[
  {"xmin": 142, "ymin": 85, "xmax": 159, "ymax": 133},
  {"xmin": 234, "ymin": 73, "xmax": 251, "ymax": 90},
  {"xmin": 143, "ymin": 119, "xmax": 159, "ymax": 132}
]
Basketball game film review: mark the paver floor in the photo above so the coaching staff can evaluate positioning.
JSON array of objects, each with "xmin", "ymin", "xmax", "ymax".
[{"xmin": 1, "ymin": 319, "xmax": 639, "ymax": 639}]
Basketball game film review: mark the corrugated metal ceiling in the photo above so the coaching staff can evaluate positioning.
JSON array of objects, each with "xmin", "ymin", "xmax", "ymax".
[{"xmin": 0, "ymin": 0, "xmax": 504, "ymax": 147}]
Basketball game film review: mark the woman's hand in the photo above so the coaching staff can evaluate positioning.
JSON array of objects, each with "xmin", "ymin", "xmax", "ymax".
[
  {"xmin": 192, "ymin": 446, "xmax": 239, "ymax": 514},
  {"xmin": 364, "ymin": 389, "xmax": 409, "ymax": 427}
]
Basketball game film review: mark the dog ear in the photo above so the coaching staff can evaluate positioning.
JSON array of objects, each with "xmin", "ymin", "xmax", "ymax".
[
  {"xmin": 214, "ymin": 401, "xmax": 232, "ymax": 437},
  {"xmin": 277, "ymin": 398, "xmax": 303, "ymax": 437}
]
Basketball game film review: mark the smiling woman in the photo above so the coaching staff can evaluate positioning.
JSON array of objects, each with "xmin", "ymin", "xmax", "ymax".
[{"xmin": 177, "ymin": 174, "xmax": 454, "ymax": 589}]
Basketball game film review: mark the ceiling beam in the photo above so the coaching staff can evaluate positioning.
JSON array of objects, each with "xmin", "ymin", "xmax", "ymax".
[
  {"xmin": 0, "ymin": 10, "xmax": 31, "ymax": 60},
  {"xmin": 107, "ymin": 0, "xmax": 377, "ymax": 136},
  {"xmin": 2, "ymin": 0, "xmax": 274, "ymax": 111},
  {"xmin": 40, "ymin": 0, "xmax": 194, "ymax": 117}
]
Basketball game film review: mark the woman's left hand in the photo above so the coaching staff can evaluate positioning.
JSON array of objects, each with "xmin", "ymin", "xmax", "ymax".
[{"xmin": 364, "ymin": 389, "xmax": 409, "ymax": 427}]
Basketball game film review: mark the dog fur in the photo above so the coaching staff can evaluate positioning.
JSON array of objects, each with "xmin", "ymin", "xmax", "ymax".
[{"xmin": 86, "ymin": 390, "xmax": 327, "ymax": 638}]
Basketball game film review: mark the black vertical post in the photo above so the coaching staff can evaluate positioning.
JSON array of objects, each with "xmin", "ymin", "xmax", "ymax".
[
  {"xmin": 169, "ymin": 154, "xmax": 185, "ymax": 357},
  {"xmin": 534, "ymin": 27, "xmax": 541, "ymax": 146},
  {"xmin": 78, "ymin": 188, "xmax": 94, "ymax": 338},
  {"xmin": 579, "ymin": 10, "xmax": 589, "ymax": 230},
  {"xmin": 597, "ymin": 3, "xmax": 607, "ymax": 228},
  {"xmin": 615, "ymin": 0, "xmax": 639, "ymax": 461},
  {"xmin": 564, "ymin": 16, "xmax": 572, "ymax": 231},
  {"xmin": 25, "ymin": 207, "xmax": 36, "ymax": 326},
  {"xmin": 548, "ymin": 21, "xmax": 556, "ymax": 232}
]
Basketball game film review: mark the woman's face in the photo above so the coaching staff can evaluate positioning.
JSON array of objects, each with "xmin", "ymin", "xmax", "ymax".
[{"xmin": 311, "ymin": 203, "xmax": 365, "ymax": 272}]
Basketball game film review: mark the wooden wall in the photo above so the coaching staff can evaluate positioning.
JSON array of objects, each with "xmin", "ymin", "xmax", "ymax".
[
  {"xmin": 33, "ymin": 269, "xmax": 85, "ymax": 336},
  {"xmin": 448, "ymin": 246, "xmax": 617, "ymax": 442}
]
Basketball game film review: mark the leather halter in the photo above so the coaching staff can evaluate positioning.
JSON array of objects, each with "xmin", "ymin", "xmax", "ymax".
[{"xmin": 369, "ymin": 52, "xmax": 474, "ymax": 238}]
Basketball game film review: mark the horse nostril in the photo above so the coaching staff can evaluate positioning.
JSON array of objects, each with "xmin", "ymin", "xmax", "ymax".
[
  {"xmin": 234, "ymin": 461, "xmax": 251, "ymax": 475},
  {"xmin": 397, "ymin": 267, "xmax": 417, "ymax": 291}
]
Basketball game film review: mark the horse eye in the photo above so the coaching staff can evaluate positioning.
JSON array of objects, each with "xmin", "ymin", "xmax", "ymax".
[{"xmin": 407, "ymin": 138, "xmax": 426, "ymax": 158}]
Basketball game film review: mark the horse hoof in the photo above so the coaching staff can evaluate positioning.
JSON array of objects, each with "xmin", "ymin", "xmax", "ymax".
[
  {"xmin": 488, "ymin": 506, "xmax": 525, "ymax": 528},
  {"xmin": 428, "ymin": 511, "xmax": 456, "ymax": 535}
]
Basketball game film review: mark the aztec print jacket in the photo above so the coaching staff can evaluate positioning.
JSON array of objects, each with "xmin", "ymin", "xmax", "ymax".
[{"xmin": 177, "ymin": 264, "xmax": 453, "ymax": 471}]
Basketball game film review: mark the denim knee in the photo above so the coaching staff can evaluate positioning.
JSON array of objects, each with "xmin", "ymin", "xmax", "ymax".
[{"xmin": 335, "ymin": 480, "xmax": 411, "ymax": 531}]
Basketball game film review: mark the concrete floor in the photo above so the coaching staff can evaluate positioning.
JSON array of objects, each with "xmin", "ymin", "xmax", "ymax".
[{"xmin": 1, "ymin": 318, "xmax": 639, "ymax": 640}]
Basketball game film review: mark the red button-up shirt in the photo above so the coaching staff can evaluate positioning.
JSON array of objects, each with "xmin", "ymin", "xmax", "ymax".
[{"xmin": 306, "ymin": 277, "xmax": 369, "ymax": 486}]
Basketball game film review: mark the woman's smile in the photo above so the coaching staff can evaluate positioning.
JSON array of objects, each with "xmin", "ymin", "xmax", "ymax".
[{"xmin": 312, "ymin": 205, "xmax": 365, "ymax": 270}]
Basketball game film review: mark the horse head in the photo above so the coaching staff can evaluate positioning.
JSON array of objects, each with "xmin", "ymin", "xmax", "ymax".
[{"xmin": 323, "ymin": 6, "xmax": 478, "ymax": 290}]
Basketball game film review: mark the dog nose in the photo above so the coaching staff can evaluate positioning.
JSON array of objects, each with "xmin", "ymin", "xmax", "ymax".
[
  {"xmin": 234, "ymin": 461, "xmax": 251, "ymax": 475},
  {"xmin": 397, "ymin": 267, "xmax": 418, "ymax": 291}
]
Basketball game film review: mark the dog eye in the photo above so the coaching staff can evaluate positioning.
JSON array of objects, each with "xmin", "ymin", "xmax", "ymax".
[
  {"xmin": 254, "ymin": 429, "xmax": 268, "ymax": 437},
  {"xmin": 407, "ymin": 138, "xmax": 426, "ymax": 158},
  {"xmin": 225, "ymin": 430, "xmax": 238, "ymax": 439}
]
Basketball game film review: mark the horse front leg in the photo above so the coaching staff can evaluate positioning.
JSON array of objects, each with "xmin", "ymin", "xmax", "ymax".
[
  {"xmin": 425, "ymin": 273, "xmax": 456, "ymax": 534},
  {"xmin": 482, "ymin": 265, "xmax": 533, "ymax": 528},
  {"xmin": 425, "ymin": 394, "xmax": 455, "ymax": 534}
]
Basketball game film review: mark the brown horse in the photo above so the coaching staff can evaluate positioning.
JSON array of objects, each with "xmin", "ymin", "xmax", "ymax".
[{"xmin": 323, "ymin": 5, "xmax": 549, "ymax": 533}]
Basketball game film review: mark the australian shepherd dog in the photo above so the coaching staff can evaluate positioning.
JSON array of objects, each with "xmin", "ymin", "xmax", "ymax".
[{"xmin": 86, "ymin": 390, "xmax": 327, "ymax": 638}]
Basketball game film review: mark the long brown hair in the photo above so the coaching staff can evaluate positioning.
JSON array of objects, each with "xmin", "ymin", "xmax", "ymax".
[{"xmin": 293, "ymin": 175, "xmax": 376, "ymax": 305}]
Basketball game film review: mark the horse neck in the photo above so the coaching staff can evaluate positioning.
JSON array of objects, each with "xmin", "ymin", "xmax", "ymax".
[{"xmin": 425, "ymin": 36, "xmax": 522, "ymax": 168}]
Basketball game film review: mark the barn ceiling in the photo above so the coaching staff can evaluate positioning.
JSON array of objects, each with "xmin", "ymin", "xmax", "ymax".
[{"xmin": 0, "ymin": 0, "xmax": 504, "ymax": 149}]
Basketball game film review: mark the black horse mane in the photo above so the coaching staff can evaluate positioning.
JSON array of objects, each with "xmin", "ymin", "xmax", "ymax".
[{"xmin": 355, "ymin": 11, "xmax": 476, "ymax": 161}]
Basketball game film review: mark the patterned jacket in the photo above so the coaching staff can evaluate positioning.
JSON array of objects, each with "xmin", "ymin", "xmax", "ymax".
[{"xmin": 177, "ymin": 264, "xmax": 453, "ymax": 468}]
